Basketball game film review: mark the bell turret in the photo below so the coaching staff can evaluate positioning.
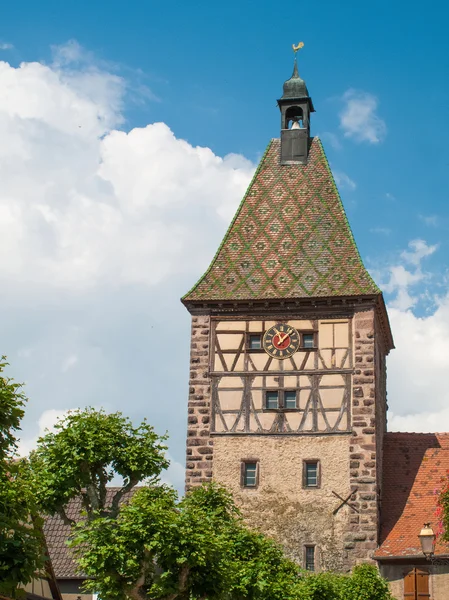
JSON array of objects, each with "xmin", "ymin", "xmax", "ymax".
[{"xmin": 277, "ymin": 45, "xmax": 315, "ymax": 165}]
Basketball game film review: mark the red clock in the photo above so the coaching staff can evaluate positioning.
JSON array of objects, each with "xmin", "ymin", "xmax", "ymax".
[{"xmin": 262, "ymin": 323, "xmax": 300, "ymax": 359}]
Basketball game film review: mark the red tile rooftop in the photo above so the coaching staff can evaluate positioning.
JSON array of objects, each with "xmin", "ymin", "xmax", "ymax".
[{"xmin": 375, "ymin": 432, "xmax": 449, "ymax": 559}]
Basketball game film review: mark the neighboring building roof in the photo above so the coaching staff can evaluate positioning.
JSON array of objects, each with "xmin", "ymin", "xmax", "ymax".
[
  {"xmin": 183, "ymin": 137, "xmax": 380, "ymax": 303},
  {"xmin": 44, "ymin": 488, "xmax": 135, "ymax": 579},
  {"xmin": 43, "ymin": 496, "xmax": 85, "ymax": 579},
  {"xmin": 375, "ymin": 432, "xmax": 449, "ymax": 559}
]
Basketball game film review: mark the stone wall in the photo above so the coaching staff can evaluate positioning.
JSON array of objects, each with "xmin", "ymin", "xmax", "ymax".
[
  {"xmin": 185, "ymin": 315, "xmax": 213, "ymax": 490},
  {"xmin": 347, "ymin": 308, "xmax": 383, "ymax": 563},
  {"xmin": 374, "ymin": 310, "xmax": 388, "ymax": 538},
  {"xmin": 213, "ymin": 435, "xmax": 351, "ymax": 571}
]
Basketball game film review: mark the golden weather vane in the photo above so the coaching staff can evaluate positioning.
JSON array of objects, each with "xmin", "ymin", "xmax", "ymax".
[{"xmin": 292, "ymin": 42, "xmax": 304, "ymax": 53}]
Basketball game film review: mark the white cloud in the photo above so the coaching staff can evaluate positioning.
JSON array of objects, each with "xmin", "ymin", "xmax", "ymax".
[
  {"xmin": 0, "ymin": 43, "xmax": 13, "ymax": 51},
  {"xmin": 340, "ymin": 89, "xmax": 386, "ymax": 144},
  {"xmin": 377, "ymin": 239, "xmax": 437, "ymax": 310},
  {"xmin": 51, "ymin": 39, "xmax": 86, "ymax": 67},
  {"xmin": 0, "ymin": 55, "xmax": 254, "ymax": 290},
  {"xmin": 0, "ymin": 44, "xmax": 254, "ymax": 486},
  {"xmin": 333, "ymin": 169, "xmax": 356, "ymax": 191},
  {"xmin": 18, "ymin": 408, "xmax": 71, "ymax": 456},
  {"xmin": 371, "ymin": 238, "xmax": 449, "ymax": 434},
  {"xmin": 400, "ymin": 239, "xmax": 438, "ymax": 266},
  {"xmin": 387, "ymin": 294, "xmax": 449, "ymax": 430}
]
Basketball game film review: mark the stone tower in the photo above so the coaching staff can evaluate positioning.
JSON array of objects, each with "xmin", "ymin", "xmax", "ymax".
[{"xmin": 182, "ymin": 55, "xmax": 394, "ymax": 571}]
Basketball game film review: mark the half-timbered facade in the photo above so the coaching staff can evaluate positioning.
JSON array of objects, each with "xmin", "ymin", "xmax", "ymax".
[
  {"xmin": 211, "ymin": 316, "xmax": 352, "ymax": 435},
  {"xmin": 182, "ymin": 55, "xmax": 394, "ymax": 572}
]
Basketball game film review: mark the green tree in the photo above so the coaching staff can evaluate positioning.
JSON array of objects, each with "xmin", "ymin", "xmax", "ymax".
[
  {"xmin": 0, "ymin": 357, "xmax": 44, "ymax": 596},
  {"xmin": 71, "ymin": 482, "xmax": 301, "ymax": 600},
  {"xmin": 30, "ymin": 407, "xmax": 169, "ymax": 525},
  {"xmin": 339, "ymin": 564, "xmax": 392, "ymax": 600}
]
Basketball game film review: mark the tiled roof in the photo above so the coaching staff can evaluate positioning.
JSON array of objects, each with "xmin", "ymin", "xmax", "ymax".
[
  {"xmin": 375, "ymin": 432, "xmax": 449, "ymax": 558},
  {"xmin": 43, "ymin": 496, "xmax": 85, "ymax": 579},
  {"xmin": 43, "ymin": 488, "xmax": 135, "ymax": 579},
  {"xmin": 183, "ymin": 137, "xmax": 380, "ymax": 302}
]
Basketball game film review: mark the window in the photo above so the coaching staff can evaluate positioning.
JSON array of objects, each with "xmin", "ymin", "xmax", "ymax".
[
  {"xmin": 303, "ymin": 461, "xmax": 320, "ymax": 488},
  {"xmin": 404, "ymin": 568, "xmax": 429, "ymax": 599},
  {"xmin": 304, "ymin": 546, "xmax": 315, "ymax": 571},
  {"xmin": 265, "ymin": 391, "xmax": 279, "ymax": 409},
  {"xmin": 265, "ymin": 390, "xmax": 297, "ymax": 410},
  {"xmin": 302, "ymin": 333, "xmax": 315, "ymax": 349},
  {"xmin": 242, "ymin": 461, "xmax": 258, "ymax": 487},
  {"xmin": 284, "ymin": 390, "xmax": 297, "ymax": 409},
  {"xmin": 248, "ymin": 334, "xmax": 261, "ymax": 350}
]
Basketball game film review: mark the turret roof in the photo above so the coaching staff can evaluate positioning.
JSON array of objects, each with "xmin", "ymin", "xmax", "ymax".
[
  {"xmin": 280, "ymin": 58, "xmax": 310, "ymax": 100},
  {"xmin": 183, "ymin": 137, "xmax": 380, "ymax": 303}
]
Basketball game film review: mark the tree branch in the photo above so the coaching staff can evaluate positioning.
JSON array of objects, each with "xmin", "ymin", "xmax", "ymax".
[
  {"xmin": 57, "ymin": 508, "xmax": 75, "ymax": 527},
  {"xmin": 158, "ymin": 564, "xmax": 190, "ymax": 600},
  {"xmin": 128, "ymin": 549, "xmax": 152, "ymax": 600},
  {"xmin": 97, "ymin": 466, "xmax": 108, "ymax": 510},
  {"xmin": 109, "ymin": 476, "xmax": 139, "ymax": 518},
  {"xmin": 85, "ymin": 482, "xmax": 100, "ymax": 516}
]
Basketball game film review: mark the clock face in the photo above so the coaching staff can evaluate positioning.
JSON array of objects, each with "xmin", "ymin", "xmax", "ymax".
[{"xmin": 263, "ymin": 323, "xmax": 300, "ymax": 359}]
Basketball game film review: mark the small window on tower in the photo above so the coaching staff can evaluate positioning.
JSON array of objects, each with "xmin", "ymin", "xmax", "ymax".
[
  {"xmin": 304, "ymin": 546, "xmax": 315, "ymax": 571},
  {"xmin": 302, "ymin": 333, "xmax": 315, "ymax": 349},
  {"xmin": 242, "ymin": 461, "xmax": 258, "ymax": 488},
  {"xmin": 248, "ymin": 334, "xmax": 262, "ymax": 350},
  {"xmin": 303, "ymin": 461, "xmax": 320, "ymax": 488},
  {"xmin": 284, "ymin": 390, "xmax": 297, "ymax": 409},
  {"xmin": 265, "ymin": 391, "xmax": 279, "ymax": 410}
]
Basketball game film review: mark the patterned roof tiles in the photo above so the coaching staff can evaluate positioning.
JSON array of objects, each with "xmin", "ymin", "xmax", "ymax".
[
  {"xmin": 375, "ymin": 432, "xmax": 449, "ymax": 558},
  {"xmin": 183, "ymin": 137, "xmax": 380, "ymax": 303}
]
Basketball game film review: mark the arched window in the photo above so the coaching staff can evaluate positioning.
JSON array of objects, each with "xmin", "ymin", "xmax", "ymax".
[{"xmin": 285, "ymin": 106, "xmax": 304, "ymax": 129}]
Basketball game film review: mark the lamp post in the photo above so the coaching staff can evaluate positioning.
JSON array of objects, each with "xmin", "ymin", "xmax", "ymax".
[{"xmin": 419, "ymin": 523, "xmax": 436, "ymax": 558}]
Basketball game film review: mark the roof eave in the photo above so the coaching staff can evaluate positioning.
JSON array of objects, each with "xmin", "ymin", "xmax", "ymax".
[
  {"xmin": 375, "ymin": 553, "xmax": 449, "ymax": 561},
  {"xmin": 182, "ymin": 292, "xmax": 380, "ymax": 311}
]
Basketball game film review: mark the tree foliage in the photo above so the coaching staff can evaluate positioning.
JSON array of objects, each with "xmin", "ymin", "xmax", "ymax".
[
  {"xmin": 338, "ymin": 564, "xmax": 392, "ymax": 600},
  {"xmin": 69, "ymin": 481, "xmax": 392, "ymax": 600},
  {"xmin": 30, "ymin": 407, "xmax": 169, "ymax": 525},
  {"xmin": 436, "ymin": 474, "xmax": 449, "ymax": 542},
  {"xmin": 0, "ymin": 358, "xmax": 44, "ymax": 596},
  {"xmin": 71, "ymin": 482, "xmax": 302, "ymax": 600}
]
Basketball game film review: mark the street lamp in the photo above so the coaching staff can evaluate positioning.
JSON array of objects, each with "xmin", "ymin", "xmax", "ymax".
[{"xmin": 419, "ymin": 523, "xmax": 436, "ymax": 558}]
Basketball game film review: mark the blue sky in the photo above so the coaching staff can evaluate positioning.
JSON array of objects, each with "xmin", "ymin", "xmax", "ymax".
[{"xmin": 1, "ymin": 0, "xmax": 449, "ymax": 490}]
